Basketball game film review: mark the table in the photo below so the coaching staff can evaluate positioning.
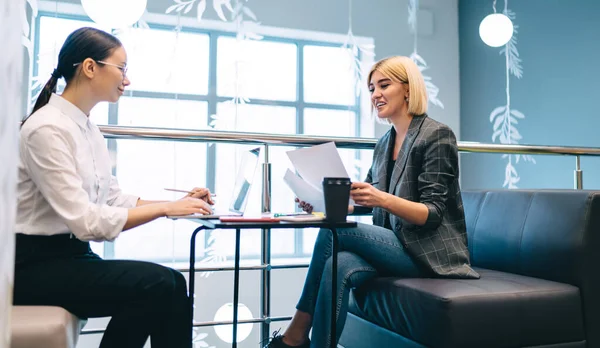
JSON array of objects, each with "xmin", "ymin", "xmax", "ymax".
[{"xmin": 180, "ymin": 218, "xmax": 357, "ymax": 348}]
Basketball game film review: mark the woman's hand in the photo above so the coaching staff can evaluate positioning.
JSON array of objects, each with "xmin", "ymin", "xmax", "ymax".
[
  {"xmin": 295, "ymin": 198, "xmax": 314, "ymax": 214},
  {"xmin": 164, "ymin": 197, "xmax": 213, "ymax": 216},
  {"xmin": 186, "ymin": 187, "xmax": 215, "ymax": 205},
  {"xmin": 350, "ymin": 182, "xmax": 389, "ymax": 208}
]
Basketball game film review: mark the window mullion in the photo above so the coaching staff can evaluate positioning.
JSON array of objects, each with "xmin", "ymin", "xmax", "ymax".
[
  {"xmin": 206, "ymin": 33, "xmax": 219, "ymax": 193},
  {"xmin": 294, "ymin": 42, "xmax": 305, "ymax": 256}
]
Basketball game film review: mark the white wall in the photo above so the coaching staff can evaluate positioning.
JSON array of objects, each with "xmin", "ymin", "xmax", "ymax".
[
  {"xmin": 0, "ymin": 0, "xmax": 23, "ymax": 347},
  {"xmin": 52, "ymin": 0, "xmax": 461, "ymax": 138}
]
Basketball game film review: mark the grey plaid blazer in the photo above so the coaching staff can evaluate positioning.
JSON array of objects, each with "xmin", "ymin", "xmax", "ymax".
[{"xmin": 366, "ymin": 114, "xmax": 479, "ymax": 278}]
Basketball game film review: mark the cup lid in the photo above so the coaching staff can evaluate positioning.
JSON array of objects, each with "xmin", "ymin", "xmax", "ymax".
[{"xmin": 323, "ymin": 177, "xmax": 351, "ymax": 185}]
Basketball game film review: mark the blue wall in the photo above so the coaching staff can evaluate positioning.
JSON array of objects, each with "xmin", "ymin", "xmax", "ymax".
[{"xmin": 459, "ymin": 0, "xmax": 600, "ymax": 190}]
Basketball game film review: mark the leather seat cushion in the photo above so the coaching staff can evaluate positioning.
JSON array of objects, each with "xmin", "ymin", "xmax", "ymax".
[{"xmin": 349, "ymin": 268, "xmax": 585, "ymax": 348}]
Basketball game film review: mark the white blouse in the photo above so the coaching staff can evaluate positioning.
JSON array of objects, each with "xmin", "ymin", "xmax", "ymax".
[{"xmin": 16, "ymin": 94, "xmax": 138, "ymax": 241}]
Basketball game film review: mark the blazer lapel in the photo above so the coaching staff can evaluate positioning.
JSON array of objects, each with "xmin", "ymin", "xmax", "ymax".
[
  {"xmin": 370, "ymin": 129, "xmax": 393, "ymax": 228},
  {"xmin": 388, "ymin": 115, "xmax": 427, "ymax": 192},
  {"xmin": 374, "ymin": 130, "xmax": 395, "ymax": 194}
]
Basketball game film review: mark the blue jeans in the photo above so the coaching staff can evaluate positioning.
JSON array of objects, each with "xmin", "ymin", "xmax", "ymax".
[{"xmin": 296, "ymin": 222, "xmax": 424, "ymax": 348}]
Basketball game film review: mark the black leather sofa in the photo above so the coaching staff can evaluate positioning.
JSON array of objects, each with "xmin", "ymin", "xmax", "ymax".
[{"xmin": 339, "ymin": 190, "xmax": 600, "ymax": 348}]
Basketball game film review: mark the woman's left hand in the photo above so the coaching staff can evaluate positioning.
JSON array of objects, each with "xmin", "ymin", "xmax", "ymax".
[
  {"xmin": 350, "ymin": 182, "xmax": 388, "ymax": 208},
  {"xmin": 186, "ymin": 187, "xmax": 215, "ymax": 205}
]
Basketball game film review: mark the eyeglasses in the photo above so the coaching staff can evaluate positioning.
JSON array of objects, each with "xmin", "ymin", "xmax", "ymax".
[
  {"xmin": 73, "ymin": 60, "xmax": 128, "ymax": 78},
  {"xmin": 98, "ymin": 61, "xmax": 128, "ymax": 78}
]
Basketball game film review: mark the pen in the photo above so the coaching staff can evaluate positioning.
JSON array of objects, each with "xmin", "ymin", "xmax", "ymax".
[
  {"xmin": 164, "ymin": 188, "xmax": 217, "ymax": 197},
  {"xmin": 274, "ymin": 212, "xmax": 310, "ymax": 217}
]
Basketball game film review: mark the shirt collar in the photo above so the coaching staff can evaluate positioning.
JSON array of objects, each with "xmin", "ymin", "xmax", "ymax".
[{"xmin": 48, "ymin": 93, "xmax": 89, "ymax": 129}]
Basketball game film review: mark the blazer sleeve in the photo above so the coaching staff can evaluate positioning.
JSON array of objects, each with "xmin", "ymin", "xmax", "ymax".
[{"xmin": 417, "ymin": 126, "xmax": 459, "ymax": 230}]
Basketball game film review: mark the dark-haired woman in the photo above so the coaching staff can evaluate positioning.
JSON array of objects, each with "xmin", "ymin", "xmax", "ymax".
[{"xmin": 15, "ymin": 27, "xmax": 210, "ymax": 348}]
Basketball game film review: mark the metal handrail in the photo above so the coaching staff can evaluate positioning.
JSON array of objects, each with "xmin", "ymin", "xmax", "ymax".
[
  {"xmin": 175, "ymin": 263, "xmax": 309, "ymax": 273},
  {"xmin": 99, "ymin": 124, "xmax": 600, "ymax": 157},
  {"xmin": 100, "ymin": 125, "xmax": 377, "ymax": 149}
]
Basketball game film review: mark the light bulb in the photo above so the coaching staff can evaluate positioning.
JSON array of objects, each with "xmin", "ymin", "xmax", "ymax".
[
  {"xmin": 213, "ymin": 303, "xmax": 253, "ymax": 343},
  {"xmin": 479, "ymin": 13, "xmax": 514, "ymax": 47},
  {"xmin": 81, "ymin": 0, "xmax": 147, "ymax": 29}
]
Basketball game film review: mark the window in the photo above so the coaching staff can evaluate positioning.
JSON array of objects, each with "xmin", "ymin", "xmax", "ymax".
[
  {"xmin": 118, "ymin": 28, "xmax": 210, "ymax": 95},
  {"xmin": 303, "ymin": 45, "xmax": 356, "ymax": 106},
  {"xmin": 33, "ymin": 11, "xmax": 374, "ymax": 263},
  {"xmin": 217, "ymin": 37, "xmax": 297, "ymax": 101}
]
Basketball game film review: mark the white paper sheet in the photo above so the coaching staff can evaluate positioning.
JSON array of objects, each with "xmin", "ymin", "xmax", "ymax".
[
  {"xmin": 283, "ymin": 169, "xmax": 325, "ymax": 212},
  {"xmin": 284, "ymin": 142, "xmax": 354, "ymax": 212},
  {"xmin": 286, "ymin": 142, "xmax": 350, "ymax": 189}
]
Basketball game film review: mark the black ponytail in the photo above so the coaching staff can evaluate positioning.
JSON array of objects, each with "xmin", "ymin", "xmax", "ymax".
[
  {"xmin": 23, "ymin": 27, "xmax": 122, "ymax": 124},
  {"xmin": 29, "ymin": 70, "xmax": 61, "ymax": 117}
]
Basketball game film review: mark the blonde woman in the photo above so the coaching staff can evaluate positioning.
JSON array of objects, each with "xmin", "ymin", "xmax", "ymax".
[{"xmin": 266, "ymin": 56, "xmax": 479, "ymax": 348}]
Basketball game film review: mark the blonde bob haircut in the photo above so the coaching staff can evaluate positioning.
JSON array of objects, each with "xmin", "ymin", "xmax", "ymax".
[{"xmin": 367, "ymin": 56, "xmax": 428, "ymax": 116}]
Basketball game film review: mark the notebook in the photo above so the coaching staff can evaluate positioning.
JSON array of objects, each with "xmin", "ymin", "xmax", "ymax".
[{"xmin": 171, "ymin": 147, "xmax": 260, "ymax": 219}]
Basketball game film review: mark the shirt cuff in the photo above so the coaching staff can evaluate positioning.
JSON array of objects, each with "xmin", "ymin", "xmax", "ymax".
[
  {"xmin": 107, "ymin": 206, "xmax": 129, "ymax": 242},
  {"xmin": 119, "ymin": 194, "xmax": 140, "ymax": 208}
]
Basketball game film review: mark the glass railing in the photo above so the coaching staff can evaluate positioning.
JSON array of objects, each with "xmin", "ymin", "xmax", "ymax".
[
  {"xmin": 79, "ymin": 125, "xmax": 600, "ymax": 343},
  {"xmin": 101, "ymin": 124, "xmax": 600, "ymax": 189}
]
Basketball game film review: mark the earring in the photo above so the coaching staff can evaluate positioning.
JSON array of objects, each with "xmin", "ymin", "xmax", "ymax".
[{"xmin": 405, "ymin": 97, "xmax": 409, "ymax": 102}]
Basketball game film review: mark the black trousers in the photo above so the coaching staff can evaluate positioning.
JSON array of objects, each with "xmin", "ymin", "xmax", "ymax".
[{"xmin": 13, "ymin": 233, "xmax": 192, "ymax": 348}]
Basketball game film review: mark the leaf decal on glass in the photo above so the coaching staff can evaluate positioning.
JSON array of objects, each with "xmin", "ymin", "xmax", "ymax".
[
  {"xmin": 165, "ymin": 0, "xmax": 235, "ymax": 23},
  {"xmin": 410, "ymin": 52, "xmax": 444, "ymax": 109},
  {"xmin": 196, "ymin": 0, "xmax": 207, "ymax": 20},
  {"xmin": 488, "ymin": 2, "xmax": 535, "ymax": 188},
  {"xmin": 192, "ymin": 329, "xmax": 216, "ymax": 348},
  {"xmin": 341, "ymin": 0, "xmax": 375, "ymax": 97},
  {"xmin": 342, "ymin": 28, "xmax": 375, "ymax": 97},
  {"xmin": 213, "ymin": 0, "xmax": 231, "ymax": 21},
  {"xmin": 500, "ymin": 10, "xmax": 523, "ymax": 79},
  {"xmin": 407, "ymin": 1, "xmax": 443, "ymax": 109},
  {"xmin": 408, "ymin": 0, "xmax": 417, "ymax": 34},
  {"xmin": 133, "ymin": 16, "xmax": 150, "ymax": 29}
]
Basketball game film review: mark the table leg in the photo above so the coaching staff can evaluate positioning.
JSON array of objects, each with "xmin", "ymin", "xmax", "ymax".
[
  {"xmin": 330, "ymin": 227, "xmax": 339, "ymax": 348},
  {"xmin": 189, "ymin": 226, "xmax": 207, "ymax": 330},
  {"xmin": 232, "ymin": 228, "xmax": 242, "ymax": 348}
]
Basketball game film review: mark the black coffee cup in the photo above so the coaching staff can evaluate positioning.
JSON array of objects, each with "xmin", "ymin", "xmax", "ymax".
[{"xmin": 322, "ymin": 177, "xmax": 351, "ymax": 222}]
